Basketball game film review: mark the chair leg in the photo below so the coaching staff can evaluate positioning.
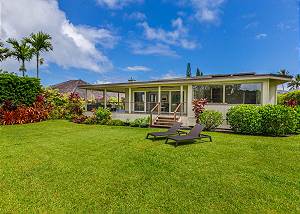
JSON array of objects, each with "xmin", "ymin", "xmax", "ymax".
[
  {"xmin": 165, "ymin": 138, "xmax": 168, "ymax": 144},
  {"xmin": 175, "ymin": 141, "xmax": 178, "ymax": 147},
  {"xmin": 146, "ymin": 133, "xmax": 149, "ymax": 139},
  {"xmin": 209, "ymin": 136, "xmax": 212, "ymax": 142}
]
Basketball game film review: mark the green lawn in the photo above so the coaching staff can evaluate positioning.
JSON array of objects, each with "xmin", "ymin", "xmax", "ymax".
[{"xmin": 0, "ymin": 120, "xmax": 299, "ymax": 213}]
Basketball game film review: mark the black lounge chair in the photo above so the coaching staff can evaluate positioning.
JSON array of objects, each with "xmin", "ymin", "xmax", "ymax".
[
  {"xmin": 146, "ymin": 122, "xmax": 183, "ymax": 140},
  {"xmin": 165, "ymin": 124, "xmax": 212, "ymax": 147}
]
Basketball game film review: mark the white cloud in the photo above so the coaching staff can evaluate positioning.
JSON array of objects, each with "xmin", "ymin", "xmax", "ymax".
[
  {"xmin": 255, "ymin": 33, "xmax": 268, "ymax": 40},
  {"xmin": 95, "ymin": 80, "xmax": 112, "ymax": 84},
  {"xmin": 126, "ymin": 66, "xmax": 151, "ymax": 71},
  {"xmin": 96, "ymin": 0, "xmax": 143, "ymax": 9},
  {"xmin": 1, "ymin": 0, "xmax": 117, "ymax": 73},
  {"xmin": 161, "ymin": 70, "xmax": 181, "ymax": 79},
  {"xmin": 188, "ymin": 0, "xmax": 225, "ymax": 23},
  {"xmin": 124, "ymin": 12, "xmax": 146, "ymax": 21},
  {"xmin": 131, "ymin": 43, "xmax": 179, "ymax": 57},
  {"xmin": 139, "ymin": 17, "xmax": 197, "ymax": 50}
]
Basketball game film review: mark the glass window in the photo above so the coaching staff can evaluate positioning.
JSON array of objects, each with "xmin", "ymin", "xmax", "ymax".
[
  {"xmin": 225, "ymin": 84, "xmax": 261, "ymax": 104},
  {"xmin": 193, "ymin": 85, "xmax": 223, "ymax": 103}
]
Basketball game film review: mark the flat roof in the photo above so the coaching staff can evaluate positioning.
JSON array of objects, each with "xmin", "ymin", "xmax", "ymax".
[{"xmin": 79, "ymin": 72, "xmax": 292, "ymax": 90}]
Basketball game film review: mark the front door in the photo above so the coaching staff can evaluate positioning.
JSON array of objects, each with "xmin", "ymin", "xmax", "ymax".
[
  {"xmin": 171, "ymin": 91, "xmax": 181, "ymax": 112},
  {"xmin": 134, "ymin": 92, "xmax": 145, "ymax": 112}
]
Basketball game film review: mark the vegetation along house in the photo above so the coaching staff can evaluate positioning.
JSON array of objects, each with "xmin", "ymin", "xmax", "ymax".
[{"xmin": 79, "ymin": 72, "xmax": 291, "ymax": 127}]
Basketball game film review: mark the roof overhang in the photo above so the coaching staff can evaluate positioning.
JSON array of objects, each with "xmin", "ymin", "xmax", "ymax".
[{"xmin": 79, "ymin": 73, "xmax": 292, "ymax": 91}]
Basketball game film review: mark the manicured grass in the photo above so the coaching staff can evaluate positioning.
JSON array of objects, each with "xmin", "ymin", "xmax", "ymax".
[{"xmin": 0, "ymin": 120, "xmax": 299, "ymax": 213}]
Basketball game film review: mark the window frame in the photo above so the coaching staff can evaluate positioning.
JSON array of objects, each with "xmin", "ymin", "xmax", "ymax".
[{"xmin": 192, "ymin": 83, "xmax": 263, "ymax": 105}]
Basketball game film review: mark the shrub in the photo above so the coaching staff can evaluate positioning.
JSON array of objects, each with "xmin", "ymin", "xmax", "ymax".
[
  {"xmin": 192, "ymin": 98, "xmax": 208, "ymax": 123},
  {"xmin": 43, "ymin": 88, "xmax": 69, "ymax": 119},
  {"xmin": 129, "ymin": 117, "xmax": 150, "ymax": 128},
  {"xmin": 0, "ymin": 73, "xmax": 41, "ymax": 106},
  {"xmin": 84, "ymin": 116, "xmax": 97, "ymax": 125},
  {"xmin": 199, "ymin": 110, "xmax": 223, "ymax": 131},
  {"xmin": 95, "ymin": 107, "xmax": 111, "ymax": 123},
  {"xmin": 295, "ymin": 106, "xmax": 300, "ymax": 132},
  {"xmin": 258, "ymin": 105, "xmax": 297, "ymax": 136},
  {"xmin": 0, "ymin": 95, "xmax": 51, "ymax": 125},
  {"xmin": 107, "ymin": 119, "xmax": 125, "ymax": 126},
  {"xmin": 278, "ymin": 90, "xmax": 300, "ymax": 106},
  {"xmin": 227, "ymin": 105, "xmax": 262, "ymax": 135},
  {"xmin": 72, "ymin": 115, "xmax": 88, "ymax": 124},
  {"xmin": 227, "ymin": 105, "xmax": 298, "ymax": 136},
  {"xmin": 67, "ymin": 92, "xmax": 84, "ymax": 119}
]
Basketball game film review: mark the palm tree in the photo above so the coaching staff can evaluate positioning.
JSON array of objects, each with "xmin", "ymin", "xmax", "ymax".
[
  {"xmin": 6, "ymin": 38, "xmax": 33, "ymax": 77},
  {"xmin": 288, "ymin": 74, "xmax": 300, "ymax": 90},
  {"xmin": 25, "ymin": 32, "xmax": 53, "ymax": 78},
  {"xmin": 278, "ymin": 69, "xmax": 289, "ymax": 91},
  {"xmin": 0, "ymin": 41, "xmax": 10, "ymax": 62}
]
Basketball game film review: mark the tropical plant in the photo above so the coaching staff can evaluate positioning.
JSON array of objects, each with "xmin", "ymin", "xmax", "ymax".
[
  {"xmin": 196, "ymin": 68, "xmax": 203, "ymax": 77},
  {"xmin": 277, "ymin": 90, "xmax": 300, "ymax": 106},
  {"xmin": 6, "ymin": 38, "xmax": 33, "ymax": 77},
  {"xmin": 95, "ymin": 107, "xmax": 111, "ymax": 123},
  {"xmin": 186, "ymin": 62, "xmax": 192, "ymax": 78},
  {"xmin": 0, "ymin": 95, "xmax": 51, "ymax": 125},
  {"xmin": 25, "ymin": 32, "xmax": 53, "ymax": 78},
  {"xmin": 288, "ymin": 74, "xmax": 300, "ymax": 90},
  {"xmin": 192, "ymin": 98, "xmax": 207, "ymax": 123},
  {"xmin": 0, "ymin": 41, "xmax": 10, "ymax": 62}
]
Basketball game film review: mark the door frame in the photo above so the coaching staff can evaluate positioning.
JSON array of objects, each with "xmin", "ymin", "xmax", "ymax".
[{"xmin": 133, "ymin": 91, "xmax": 146, "ymax": 113}]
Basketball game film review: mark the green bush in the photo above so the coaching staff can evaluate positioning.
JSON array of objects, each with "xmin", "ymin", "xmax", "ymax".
[
  {"xmin": 294, "ymin": 106, "xmax": 300, "ymax": 132},
  {"xmin": 129, "ymin": 117, "xmax": 150, "ymax": 128},
  {"xmin": 95, "ymin": 107, "xmax": 111, "ymax": 123},
  {"xmin": 259, "ymin": 105, "xmax": 297, "ymax": 136},
  {"xmin": 43, "ymin": 88, "xmax": 69, "ymax": 119},
  {"xmin": 107, "ymin": 119, "xmax": 125, "ymax": 126},
  {"xmin": 199, "ymin": 110, "xmax": 223, "ymax": 131},
  {"xmin": 278, "ymin": 90, "xmax": 300, "ymax": 105},
  {"xmin": 227, "ymin": 105, "xmax": 262, "ymax": 135},
  {"xmin": 0, "ymin": 73, "xmax": 41, "ymax": 106},
  {"xmin": 84, "ymin": 116, "xmax": 97, "ymax": 125},
  {"xmin": 227, "ymin": 105, "xmax": 298, "ymax": 136}
]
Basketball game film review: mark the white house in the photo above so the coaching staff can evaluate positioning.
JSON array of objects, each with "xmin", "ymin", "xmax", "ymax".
[{"xmin": 79, "ymin": 73, "xmax": 291, "ymax": 128}]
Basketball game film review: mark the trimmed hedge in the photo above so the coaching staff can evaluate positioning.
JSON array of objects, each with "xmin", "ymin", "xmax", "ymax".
[
  {"xmin": 227, "ymin": 105, "xmax": 298, "ymax": 136},
  {"xmin": 199, "ymin": 110, "xmax": 223, "ymax": 131},
  {"xmin": 0, "ymin": 73, "xmax": 41, "ymax": 106}
]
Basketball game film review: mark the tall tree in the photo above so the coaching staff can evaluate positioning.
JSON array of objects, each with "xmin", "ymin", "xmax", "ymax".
[
  {"xmin": 278, "ymin": 69, "xmax": 289, "ymax": 91},
  {"xmin": 196, "ymin": 68, "xmax": 203, "ymax": 77},
  {"xmin": 288, "ymin": 74, "xmax": 300, "ymax": 90},
  {"xmin": 0, "ymin": 41, "xmax": 10, "ymax": 62},
  {"xmin": 25, "ymin": 32, "xmax": 53, "ymax": 78},
  {"xmin": 7, "ymin": 38, "xmax": 33, "ymax": 77},
  {"xmin": 186, "ymin": 62, "xmax": 191, "ymax": 78}
]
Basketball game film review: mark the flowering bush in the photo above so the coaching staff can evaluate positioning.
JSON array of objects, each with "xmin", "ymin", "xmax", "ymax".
[
  {"xmin": 42, "ymin": 88, "xmax": 84, "ymax": 120},
  {"xmin": 67, "ymin": 92, "xmax": 84, "ymax": 119},
  {"xmin": 192, "ymin": 98, "xmax": 208, "ymax": 123}
]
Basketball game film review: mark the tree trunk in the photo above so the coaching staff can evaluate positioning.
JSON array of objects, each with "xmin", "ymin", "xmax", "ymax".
[
  {"xmin": 36, "ymin": 53, "xmax": 39, "ymax": 78},
  {"xmin": 22, "ymin": 60, "xmax": 25, "ymax": 77}
]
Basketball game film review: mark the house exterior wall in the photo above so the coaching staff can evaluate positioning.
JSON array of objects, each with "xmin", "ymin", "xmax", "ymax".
[{"xmin": 95, "ymin": 78, "xmax": 282, "ymax": 128}]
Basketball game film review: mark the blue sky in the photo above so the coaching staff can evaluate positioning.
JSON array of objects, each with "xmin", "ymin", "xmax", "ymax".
[{"xmin": 1, "ymin": 0, "xmax": 299, "ymax": 86}]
